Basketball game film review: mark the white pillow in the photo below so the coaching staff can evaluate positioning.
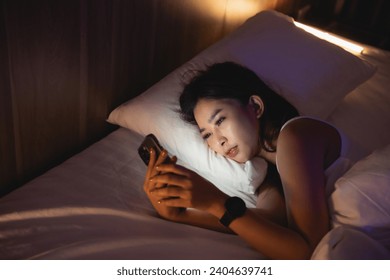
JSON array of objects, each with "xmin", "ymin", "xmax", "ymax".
[
  {"xmin": 108, "ymin": 10, "xmax": 375, "ymax": 206},
  {"xmin": 189, "ymin": 10, "xmax": 375, "ymax": 118},
  {"xmin": 329, "ymin": 143, "xmax": 390, "ymax": 250},
  {"xmin": 312, "ymin": 226, "xmax": 390, "ymax": 260},
  {"xmin": 109, "ymin": 67, "xmax": 266, "ymax": 207}
]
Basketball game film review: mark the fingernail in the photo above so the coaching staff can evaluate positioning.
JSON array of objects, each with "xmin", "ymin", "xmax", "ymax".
[{"xmin": 157, "ymin": 200, "xmax": 161, "ymax": 204}]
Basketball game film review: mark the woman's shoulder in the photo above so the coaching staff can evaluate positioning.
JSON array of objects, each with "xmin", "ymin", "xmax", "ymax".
[
  {"xmin": 277, "ymin": 116, "xmax": 342, "ymax": 168},
  {"xmin": 280, "ymin": 116, "xmax": 339, "ymax": 139},
  {"xmin": 280, "ymin": 116, "xmax": 330, "ymax": 132}
]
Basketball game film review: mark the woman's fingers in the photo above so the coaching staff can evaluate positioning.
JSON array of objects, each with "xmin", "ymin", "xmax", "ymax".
[
  {"xmin": 155, "ymin": 162, "xmax": 191, "ymax": 177},
  {"xmin": 147, "ymin": 148, "xmax": 169, "ymax": 177},
  {"xmin": 145, "ymin": 149, "xmax": 169, "ymax": 190},
  {"xmin": 152, "ymin": 150, "xmax": 171, "ymax": 189},
  {"xmin": 144, "ymin": 148, "xmax": 157, "ymax": 192},
  {"xmin": 150, "ymin": 173, "xmax": 191, "ymax": 190},
  {"xmin": 155, "ymin": 149, "xmax": 169, "ymax": 166},
  {"xmin": 150, "ymin": 185, "xmax": 190, "ymax": 199},
  {"xmin": 157, "ymin": 197, "xmax": 188, "ymax": 208},
  {"xmin": 146, "ymin": 148, "xmax": 157, "ymax": 179}
]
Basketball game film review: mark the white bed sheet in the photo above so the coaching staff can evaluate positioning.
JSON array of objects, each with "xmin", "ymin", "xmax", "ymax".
[
  {"xmin": 0, "ymin": 128, "xmax": 263, "ymax": 260},
  {"xmin": 326, "ymin": 46, "xmax": 390, "ymax": 162},
  {"xmin": 1, "ymin": 44, "xmax": 390, "ymax": 261}
]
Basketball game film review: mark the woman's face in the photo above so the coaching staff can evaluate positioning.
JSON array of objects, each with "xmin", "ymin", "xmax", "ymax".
[{"xmin": 194, "ymin": 98, "xmax": 261, "ymax": 163}]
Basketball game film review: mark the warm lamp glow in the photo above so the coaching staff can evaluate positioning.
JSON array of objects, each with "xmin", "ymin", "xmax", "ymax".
[
  {"xmin": 225, "ymin": 0, "xmax": 265, "ymax": 21},
  {"xmin": 294, "ymin": 22, "xmax": 364, "ymax": 54},
  {"xmin": 194, "ymin": 0, "xmax": 273, "ymax": 22}
]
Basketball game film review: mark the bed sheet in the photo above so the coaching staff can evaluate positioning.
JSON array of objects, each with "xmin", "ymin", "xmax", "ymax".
[
  {"xmin": 326, "ymin": 46, "xmax": 390, "ymax": 162},
  {"xmin": 0, "ymin": 128, "xmax": 263, "ymax": 260}
]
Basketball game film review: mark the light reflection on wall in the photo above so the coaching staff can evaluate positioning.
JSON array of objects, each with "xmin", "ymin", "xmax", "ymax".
[{"xmin": 192, "ymin": 0, "xmax": 277, "ymax": 23}]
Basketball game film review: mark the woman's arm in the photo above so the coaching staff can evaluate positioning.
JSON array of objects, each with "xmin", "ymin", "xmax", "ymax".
[
  {"xmin": 158, "ymin": 165, "xmax": 287, "ymax": 233},
  {"xmin": 151, "ymin": 168, "xmax": 312, "ymax": 259},
  {"xmin": 172, "ymin": 208, "xmax": 231, "ymax": 233},
  {"xmin": 274, "ymin": 119, "xmax": 338, "ymax": 251},
  {"xmin": 173, "ymin": 208, "xmax": 287, "ymax": 233},
  {"xmin": 149, "ymin": 120, "xmax": 338, "ymax": 259}
]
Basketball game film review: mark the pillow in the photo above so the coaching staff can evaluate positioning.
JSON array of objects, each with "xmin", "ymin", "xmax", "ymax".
[
  {"xmin": 329, "ymin": 143, "xmax": 390, "ymax": 250},
  {"xmin": 312, "ymin": 226, "xmax": 390, "ymax": 260},
  {"xmin": 108, "ymin": 10, "xmax": 375, "ymax": 206},
  {"xmin": 109, "ymin": 66, "xmax": 267, "ymax": 207},
  {"xmin": 189, "ymin": 10, "xmax": 375, "ymax": 118}
]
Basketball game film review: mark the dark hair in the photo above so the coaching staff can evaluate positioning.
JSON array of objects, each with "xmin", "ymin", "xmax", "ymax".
[{"xmin": 179, "ymin": 62, "xmax": 299, "ymax": 152}]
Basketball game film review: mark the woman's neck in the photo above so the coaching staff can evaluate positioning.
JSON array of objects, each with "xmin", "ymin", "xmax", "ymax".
[
  {"xmin": 258, "ymin": 139, "xmax": 277, "ymax": 164},
  {"xmin": 258, "ymin": 145, "xmax": 276, "ymax": 164}
]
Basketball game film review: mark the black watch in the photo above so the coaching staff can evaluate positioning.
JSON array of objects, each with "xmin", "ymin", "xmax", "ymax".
[{"xmin": 219, "ymin": 196, "xmax": 246, "ymax": 227}]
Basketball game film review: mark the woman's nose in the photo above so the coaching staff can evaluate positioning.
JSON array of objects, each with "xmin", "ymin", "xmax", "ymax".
[{"xmin": 216, "ymin": 132, "xmax": 227, "ymax": 147}]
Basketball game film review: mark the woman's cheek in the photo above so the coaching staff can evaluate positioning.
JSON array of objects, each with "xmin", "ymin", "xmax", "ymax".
[{"xmin": 207, "ymin": 138, "xmax": 223, "ymax": 156}]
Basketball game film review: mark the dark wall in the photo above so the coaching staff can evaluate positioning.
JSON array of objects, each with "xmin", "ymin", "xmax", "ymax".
[
  {"xmin": 300, "ymin": 0, "xmax": 390, "ymax": 50},
  {"xmin": 0, "ymin": 0, "xmax": 284, "ymax": 196}
]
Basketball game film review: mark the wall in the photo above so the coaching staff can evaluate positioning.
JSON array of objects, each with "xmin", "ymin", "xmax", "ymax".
[
  {"xmin": 1, "ymin": 0, "xmax": 292, "ymax": 196},
  {"xmin": 300, "ymin": 0, "xmax": 390, "ymax": 50}
]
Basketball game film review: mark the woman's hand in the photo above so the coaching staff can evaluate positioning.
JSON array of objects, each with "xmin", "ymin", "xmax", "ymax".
[
  {"xmin": 143, "ymin": 148, "xmax": 184, "ymax": 221},
  {"xmin": 149, "ymin": 163, "xmax": 228, "ymax": 216}
]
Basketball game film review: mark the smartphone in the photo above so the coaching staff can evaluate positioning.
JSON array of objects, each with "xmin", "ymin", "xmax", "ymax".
[{"xmin": 138, "ymin": 134, "xmax": 171, "ymax": 166}]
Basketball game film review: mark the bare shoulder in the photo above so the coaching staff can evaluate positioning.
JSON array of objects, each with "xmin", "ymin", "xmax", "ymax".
[
  {"xmin": 277, "ymin": 118, "xmax": 341, "ymax": 169},
  {"xmin": 279, "ymin": 118, "xmax": 337, "ymax": 141}
]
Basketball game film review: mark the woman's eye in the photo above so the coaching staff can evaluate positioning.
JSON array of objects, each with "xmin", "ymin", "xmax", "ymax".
[
  {"xmin": 203, "ymin": 133, "xmax": 211, "ymax": 140},
  {"xmin": 216, "ymin": 117, "xmax": 225, "ymax": 126}
]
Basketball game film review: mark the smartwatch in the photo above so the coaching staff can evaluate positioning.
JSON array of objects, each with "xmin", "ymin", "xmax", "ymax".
[{"xmin": 219, "ymin": 196, "xmax": 246, "ymax": 227}]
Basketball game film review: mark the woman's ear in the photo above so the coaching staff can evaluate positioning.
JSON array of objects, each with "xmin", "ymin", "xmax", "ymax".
[{"xmin": 248, "ymin": 95, "xmax": 264, "ymax": 119}]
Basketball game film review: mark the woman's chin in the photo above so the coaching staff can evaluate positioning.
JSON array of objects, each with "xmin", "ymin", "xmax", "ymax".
[{"xmin": 232, "ymin": 155, "xmax": 249, "ymax": 164}]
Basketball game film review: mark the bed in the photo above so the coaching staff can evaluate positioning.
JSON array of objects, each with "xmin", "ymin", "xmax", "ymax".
[{"xmin": 1, "ymin": 10, "xmax": 390, "ymax": 260}]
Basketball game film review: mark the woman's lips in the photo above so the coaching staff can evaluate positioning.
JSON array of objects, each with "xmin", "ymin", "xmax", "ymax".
[{"xmin": 226, "ymin": 146, "xmax": 238, "ymax": 158}]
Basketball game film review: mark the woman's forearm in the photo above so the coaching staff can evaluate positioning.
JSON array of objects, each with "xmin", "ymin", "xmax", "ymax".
[
  {"xmin": 149, "ymin": 163, "xmax": 314, "ymax": 259},
  {"xmin": 227, "ymin": 209, "xmax": 312, "ymax": 259},
  {"xmin": 171, "ymin": 208, "xmax": 232, "ymax": 233},
  {"xmin": 170, "ymin": 206, "xmax": 311, "ymax": 259}
]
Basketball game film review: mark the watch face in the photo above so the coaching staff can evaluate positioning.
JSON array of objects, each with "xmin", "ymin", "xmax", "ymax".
[{"xmin": 226, "ymin": 197, "xmax": 246, "ymax": 216}]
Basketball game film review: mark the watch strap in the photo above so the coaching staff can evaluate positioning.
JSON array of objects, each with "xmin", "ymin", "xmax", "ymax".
[
  {"xmin": 219, "ymin": 196, "xmax": 246, "ymax": 227},
  {"xmin": 220, "ymin": 211, "xmax": 235, "ymax": 227}
]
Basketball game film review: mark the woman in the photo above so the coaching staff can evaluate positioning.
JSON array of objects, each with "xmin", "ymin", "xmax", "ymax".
[{"xmin": 143, "ymin": 62, "xmax": 343, "ymax": 259}]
